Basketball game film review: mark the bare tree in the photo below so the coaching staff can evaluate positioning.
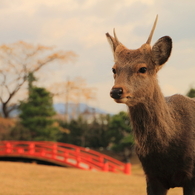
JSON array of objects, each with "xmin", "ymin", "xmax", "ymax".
[
  {"xmin": 0, "ymin": 41, "xmax": 77, "ymax": 118},
  {"xmin": 50, "ymin": 77, "xmax": 96, "ymax": 120}
]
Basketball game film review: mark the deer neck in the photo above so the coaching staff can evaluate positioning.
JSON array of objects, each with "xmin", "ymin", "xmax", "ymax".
[{"xmin": 128, "ymin": 84, "xmax": 175, "ymax": 154}]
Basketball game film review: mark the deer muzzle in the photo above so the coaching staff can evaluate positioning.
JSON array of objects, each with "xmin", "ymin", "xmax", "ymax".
[{"xmin": 110, "ymin": 88, "xmax": 123, "ymax": 99}]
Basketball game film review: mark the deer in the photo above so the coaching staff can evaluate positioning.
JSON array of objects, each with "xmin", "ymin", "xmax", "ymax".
[{"xmin": 106, "ymin": 15, "xmax": 195, "ymax": 195}]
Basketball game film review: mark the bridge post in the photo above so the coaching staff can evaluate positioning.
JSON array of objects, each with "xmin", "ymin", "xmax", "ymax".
[
  {"xmin": 5, "ymin": 142, "xmax": 12, "ymax": 153},
  {"xmin": 52, "ymin": 144, "xmax": 57, "ymax": 159},
  {"xmin": 103, "ymin": 159, "xmax": 109, "ymax": 172},
  {"xmin": 29, "ymin": 143, "xmax": 35, "ymax": 155},
  {"xmin": 75, "ymin": 148, "xmax": 80, "ymax": 168},
  {"xmin": 124, "ymin": 161, "xmax": 131, "ymax": 175},
  {"xmin": 64, "ymin": 151, "xmax": 68, "ymax": 162}
]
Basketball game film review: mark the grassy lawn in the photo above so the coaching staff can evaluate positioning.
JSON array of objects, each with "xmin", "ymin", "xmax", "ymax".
[{"xmin": 0, "ymin": 161, "xmax": 182, "ymax": 195}]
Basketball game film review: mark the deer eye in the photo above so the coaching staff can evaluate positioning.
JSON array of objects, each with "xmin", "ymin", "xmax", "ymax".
[
  {"xmin": 112, "ymin": 68, "xmax": 116, "ymax": 74},
  {"xmin": 138, "ymin": 67, "xmax": 147, "ymax": 73}
]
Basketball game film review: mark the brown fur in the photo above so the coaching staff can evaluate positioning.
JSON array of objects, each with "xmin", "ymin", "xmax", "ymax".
[{"xmin": 106, "ymin": 17, "xmax": 195, "ymax": 195}]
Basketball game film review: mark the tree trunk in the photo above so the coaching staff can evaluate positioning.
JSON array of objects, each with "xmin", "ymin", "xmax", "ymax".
[{"xmin": 2, "ymin": 103, "xmax": 9, "ymax": 118}]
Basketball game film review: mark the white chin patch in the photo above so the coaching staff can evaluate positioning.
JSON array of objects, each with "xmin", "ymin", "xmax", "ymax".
[{"xmin": 114, "ymin": 98, "xmax": 128, "ymax": 104}]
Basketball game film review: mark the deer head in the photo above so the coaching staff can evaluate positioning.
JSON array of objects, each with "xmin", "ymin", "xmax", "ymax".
[{"xmin": 106, "ymin": 15, "xmax": 172, "ymax": 107}]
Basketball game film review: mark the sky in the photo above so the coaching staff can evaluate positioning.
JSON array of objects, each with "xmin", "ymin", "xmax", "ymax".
[{"xmin": 0, "ymin": 0, "xmax": 195, "ymax": 114}]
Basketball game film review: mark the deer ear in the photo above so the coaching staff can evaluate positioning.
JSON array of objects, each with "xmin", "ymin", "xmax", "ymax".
[{"xmin": 151, "ymin": 36, "xmax": 172, "ymax": 66}]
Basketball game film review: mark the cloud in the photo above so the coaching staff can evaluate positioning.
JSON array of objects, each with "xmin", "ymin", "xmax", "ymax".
[{"xmin": 0, "ymin": 0, "xmax": 195, "ymax": 113}]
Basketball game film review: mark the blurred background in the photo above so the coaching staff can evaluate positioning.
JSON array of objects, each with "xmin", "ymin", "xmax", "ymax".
[{"xmin": 0, "ymin": 0, "xmax": 195, "ymax": 161}]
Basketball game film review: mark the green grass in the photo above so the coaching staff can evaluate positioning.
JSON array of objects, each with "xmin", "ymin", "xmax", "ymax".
[{"xmin": 0, "ymin": 162, "xmax": 182, "ymax": 195}]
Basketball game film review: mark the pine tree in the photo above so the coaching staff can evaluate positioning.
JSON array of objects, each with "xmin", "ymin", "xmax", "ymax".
[
  {"xmin": 19, "ymin": 73, "xmax": 59, "ymax": 141},
  {"xmin": 186, "ymin": 88, "xmax": 195, "ymax": 98}
]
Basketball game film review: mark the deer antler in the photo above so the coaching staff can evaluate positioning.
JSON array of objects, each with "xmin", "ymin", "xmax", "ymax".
[
  {"xmin": 113, "ymin": 28, "xmax": 120, "ymax": 45},
  {"xmin": 146, "ymin": 15, "xmax": 158, "ymax": 44}
]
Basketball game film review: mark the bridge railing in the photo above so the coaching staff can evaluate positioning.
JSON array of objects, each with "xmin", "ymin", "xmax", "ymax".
[{"xmin": 0, "ymin": 141, "xmax": 131, "ymax": 175}]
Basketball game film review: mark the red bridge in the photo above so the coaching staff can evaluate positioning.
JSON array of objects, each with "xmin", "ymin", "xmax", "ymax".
[{"xmin": 0, "ymin": 141, "xmax": 131, "ymax": 175}]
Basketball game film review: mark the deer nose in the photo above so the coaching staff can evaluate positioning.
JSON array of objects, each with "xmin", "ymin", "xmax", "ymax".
[{"xmin": 110, "ymin": 88, "xmax": 123, "ymax": 99}]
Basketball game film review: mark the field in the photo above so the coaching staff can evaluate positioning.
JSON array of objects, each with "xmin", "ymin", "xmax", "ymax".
[{"xmin": 0, "ymin": 161, "xmax": 183, "ymax": 195}]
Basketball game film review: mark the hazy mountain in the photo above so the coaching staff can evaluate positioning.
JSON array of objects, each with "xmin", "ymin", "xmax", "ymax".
[
  {"xmin": 1, "ymin": 103, "xmax": 108, "ymax": 118},
  {"xmin": 53, "ymin": 103, "xmax": 107, "ymax": 115}
]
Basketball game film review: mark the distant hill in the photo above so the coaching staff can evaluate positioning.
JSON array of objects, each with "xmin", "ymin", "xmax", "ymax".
[
  {"xmin": 53, "ymin": 103, "xmax": 107, "ymax": 115},
  {"xmin": 1, "ymin": 103, "xmax": 108, "ymax": 118}
]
